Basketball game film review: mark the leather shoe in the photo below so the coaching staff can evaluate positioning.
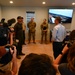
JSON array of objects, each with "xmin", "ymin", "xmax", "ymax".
[{"xmin": 33, "ymin": 42, "xmax": 36, "ymax": 44}]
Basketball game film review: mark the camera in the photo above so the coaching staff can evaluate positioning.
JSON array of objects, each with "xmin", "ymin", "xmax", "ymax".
[
  {"xmin": 0, "ymin": 45, "xmax": 14, "ymax": 66},
  {"xmin": 5, "ymin": 45, "xmax": 14, "ymax": 52}
]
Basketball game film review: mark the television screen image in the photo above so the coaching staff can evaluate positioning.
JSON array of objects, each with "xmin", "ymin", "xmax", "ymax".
[{"xmin": 48, "ymin": 9, "xmax": 73, "ymax": 24}]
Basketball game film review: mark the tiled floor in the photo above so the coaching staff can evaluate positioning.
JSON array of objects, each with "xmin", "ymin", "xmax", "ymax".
[{"xmin": 17, "ymin": 42, "xmax": 55, "ymax": 75}]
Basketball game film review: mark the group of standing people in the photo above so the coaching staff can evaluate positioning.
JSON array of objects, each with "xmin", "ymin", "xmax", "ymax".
[
  {"xmin": 0, "ymin": 16, "xmax": 67, "ymax": 60},
  {"xmin": 14, "ymin": 16, "xmax": 67, "ymax": 59},
  {"xmin": 27, "ymin": 18, "xmax": 48, "ymax": 44},
  {"xmin": 14, "ymin": 16, "xmax": 49, "ymax": 59},
  {"xmin": 1, "ymin": 16, "xmax": 75, "ymax": 75},
  {"xmin": 2, "ymin": 15, "xmax": 66, "ymax": 60}
]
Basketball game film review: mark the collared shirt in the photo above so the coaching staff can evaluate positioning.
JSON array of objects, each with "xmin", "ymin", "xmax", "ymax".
[
  {"xmin": 52, "ymin": 23, "xmax": 66, "ymax": 42},
  {"xmin": 27, "ymin": 21, "xmax": 36, "ymax": 32}
]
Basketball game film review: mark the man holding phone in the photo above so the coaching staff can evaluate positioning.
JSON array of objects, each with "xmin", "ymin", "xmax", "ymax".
[{"xmin": 0, "ymin": 46, "xmax": 17, "ymax": 75}]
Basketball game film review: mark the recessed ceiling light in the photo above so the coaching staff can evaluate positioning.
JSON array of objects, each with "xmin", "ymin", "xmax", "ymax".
[
  {"xmin": 72, "ymin": 2, "xmax": 75, "ymax": 5},
  {"xmin": 42, "ymin": 2, "xmax": 46, "ymax": 4},
  {"xmin": 10, "ymin": 1, "xmax": 13, "ymax": 4}
]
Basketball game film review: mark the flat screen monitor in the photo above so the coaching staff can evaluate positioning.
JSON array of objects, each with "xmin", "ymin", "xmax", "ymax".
[{"xmin": 48, "ymin": 9, "xmax": 73, "ymax": 24}]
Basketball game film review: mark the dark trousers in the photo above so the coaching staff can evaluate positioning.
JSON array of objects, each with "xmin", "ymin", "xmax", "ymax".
[
  {"xmin": 50, "ymin": 31, "xmax": 52, "ymax": 42},
  {"xmin": 28, "ymin": 31, "xmax": 35, "ymax": 43},
  {"xmin": 23, "ymin": 30, "xmax": 25, "ymax": 44},
  {"xmin": 0, "ymin": 37, "xmax": 7, "ymax": 46},
  {"xmin": 16, "ymin": 40, "xmax": 22, "ymax": 55},
  {"xmin": 53, "ymin": 42, "xmax": 63, "ymax": 59}
]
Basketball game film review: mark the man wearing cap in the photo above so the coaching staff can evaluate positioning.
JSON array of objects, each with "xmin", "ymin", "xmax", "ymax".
[{"xmin": 14, "ymin": 16, "xmax": 25, "ymax": 59}]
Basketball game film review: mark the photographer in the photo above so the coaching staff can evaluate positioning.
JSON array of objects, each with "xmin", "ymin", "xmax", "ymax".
[{"xmin": 0, "ymin": 46, "xmax": 17, "ymax": 75}]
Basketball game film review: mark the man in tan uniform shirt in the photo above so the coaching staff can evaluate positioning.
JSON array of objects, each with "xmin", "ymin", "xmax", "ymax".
[
  {"xmin": 27, "ymin": 18, "xmax": 36, "ymax": 44},
  {"xmin": 41, "ymin": 19, "xmax": 48, "ymax": 44}
]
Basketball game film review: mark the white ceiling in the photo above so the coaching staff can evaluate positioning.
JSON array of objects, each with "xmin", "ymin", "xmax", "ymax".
[{"xmin": 0, "ymin": 0, "xmax": 75, "ymax": 7}]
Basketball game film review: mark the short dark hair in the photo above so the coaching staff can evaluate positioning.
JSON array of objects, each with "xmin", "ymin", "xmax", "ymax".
[
  {"xmin": 56, "ymin": 17, "xmax": 61, "ymax": 23},
  {"xmin": 18, "ymin": 53, "xmax": 56, "ymax": 75},
  {"xmin": 17, "ymin": 16, "xmax": 22, "ymax": 19}
]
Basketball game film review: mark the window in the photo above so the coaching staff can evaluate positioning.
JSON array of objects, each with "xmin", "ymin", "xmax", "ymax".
[{"xmin": 26, "ymin": 11, "xmax": 35, "ymax": 24}]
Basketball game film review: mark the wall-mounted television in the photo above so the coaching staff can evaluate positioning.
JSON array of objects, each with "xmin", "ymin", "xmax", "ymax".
[{"xmin": 48, "ymin": 9, "xmax": 73, "ymax": 24}]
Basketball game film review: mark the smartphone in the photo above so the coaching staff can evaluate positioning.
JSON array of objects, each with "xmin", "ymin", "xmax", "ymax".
[
  {"xmin": 5, "ymin": 48, "xmax": 10, "ymax": 52},
  {"xmin": 5, "ymin": 45, "xmax": 14, "ymax": 53}
]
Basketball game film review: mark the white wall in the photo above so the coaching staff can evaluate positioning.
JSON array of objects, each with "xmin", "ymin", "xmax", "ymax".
[
  {"xmin": 1, "ymin": 6, "xmax": 75, "ymax": 40},
  {"xmin": 1, "ymin": 6, "xmax": 50, "ymax": 41},
  {"xmin": 0, "ymin": 6, "xmax": 2, "ymax": 19}
]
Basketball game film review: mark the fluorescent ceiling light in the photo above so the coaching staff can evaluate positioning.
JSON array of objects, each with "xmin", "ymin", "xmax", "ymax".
[
  {"xmin": 42, "ymin": 2, "xmax": 46, "ymax": 4},
  {"xmin": 10, "ymin": 1, "xmax": 13, "ymax": 4},
  {"xmin": 72, "ymin": 2, "xmax": 75, "ymax": 5}
]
